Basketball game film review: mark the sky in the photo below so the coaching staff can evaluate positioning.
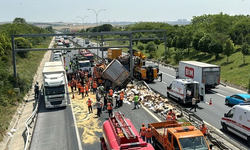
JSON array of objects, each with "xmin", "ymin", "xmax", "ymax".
[{"xmin": 0, "ymin": 0, "xmax": 250, "ymax": 23}]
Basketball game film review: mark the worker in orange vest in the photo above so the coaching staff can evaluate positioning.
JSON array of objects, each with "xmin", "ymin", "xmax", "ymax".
[
  {"xmin": 107, "ymin": 101, "xmax": 113, "ymax": 117},
  {"xmin": 200, "ymin": 123, "xmax": 208, "ymax": 135},
  {"xmin": 73, "ymin": 78, "xmax": 77, "ymax": 91},
  {"xmin": 92, "ymin": 81, "xmax": 97, "ymax": 94},
  {"xmin": 70, "ymin": 80, "xmax": 74, "ymax": 93},
  {"xmin": 80, "ymin": 86, "xmax": 85, "ymax": 99},
  {"xmin": 139, "ymin": 123, "xmax": 146, "ymax": 141},
  {"xmin": 86, "ymin": 98, "xmax": 93, "ymax": 113},
  {"xmin": 119, "ymin": 91, "xmax": 124, "ymax": 107},
  {"xmin": 171, "ymin": 113, "xmax": 177, "ymax": 120},
  {"xmin": 168, "ymin": 109, "xmax": 173, "ymax": 115},
  {"xmin": 109, "ymin": 88, "xmax": 113, "ymax": 97},
  {"xmin": 85, "ymin": 84, "xmax": 89, "ymax": 97},
  {"xmin": 146, "ymin": 125, "xmax": 152, "ymax": 143},
  {"xmin": 166, "ymin": 114, "xmax": 172, "ymax": 121},
  {"xmin": 77, "ymin": 82, "xmax": 82, "ymax": 95}
]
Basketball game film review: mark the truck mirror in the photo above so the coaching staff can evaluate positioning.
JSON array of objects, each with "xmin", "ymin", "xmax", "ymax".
[{"xmin": 224, "ymin": 113, "xmax": 227, "ymax": 117}]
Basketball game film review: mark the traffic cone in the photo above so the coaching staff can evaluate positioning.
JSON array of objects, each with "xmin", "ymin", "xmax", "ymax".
[
  {"xmin": 209, "ymin": 98, "xmax": 212, "ymax": 105},
  {"xmin": 72, "ymin": 94, "xmax": 75, "ymax": 99}
]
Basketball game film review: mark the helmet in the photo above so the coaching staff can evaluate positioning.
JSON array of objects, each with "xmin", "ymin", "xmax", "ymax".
[{"xmin": 142, "ymin": 123, "xmax": 145, "ymax": 126}]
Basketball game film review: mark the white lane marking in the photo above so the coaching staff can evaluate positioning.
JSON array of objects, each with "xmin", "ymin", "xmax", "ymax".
[{"xmin": 142, "ymin": 105, "xmax": 161, "ymax": 122}]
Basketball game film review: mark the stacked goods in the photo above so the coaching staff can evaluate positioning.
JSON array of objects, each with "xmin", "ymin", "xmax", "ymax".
[{"xmin": 123, "ymin": 83, "xmax": 180, "ymax": 117}]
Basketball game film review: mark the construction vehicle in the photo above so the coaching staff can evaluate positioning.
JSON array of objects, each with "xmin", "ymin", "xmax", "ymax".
[
  {"xmin": 149, "ymin": 121, "xmax": 212, "ymax": 150},
  {"xmin": 100, "ymin": 111, "xmax": 154, "ymax": 150},
  {"xmin": 117, "ymin": 50, "xmax": 160, "ymax": 82},
  {"xmin": 93, "ymin": 63, "xmax": 107, "ymax": 85},
  {"xmin": 107, "ymin": 48, "xmax": 122, "ymax": 62},
  {"xmin": 71, "ymin": 54, "xmax": 92, "ymax": 76}
]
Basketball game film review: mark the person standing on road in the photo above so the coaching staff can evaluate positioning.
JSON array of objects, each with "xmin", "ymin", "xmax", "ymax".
[
  {"xmin": 96, "ymin": 90, "xmax": 100, "ymax": 101},
  {"xmin": 99, "ymin": 84, "xmax": 104, "ymax": 98},
  {"xmin": 69, "ymin": 61, "xmax": 72, "ymax": 69},
  {"xmin": 34, "ymin": 81, "xmax": 39, "ymax": 99},
  {"xmin": 115, "ymin": 93, "xmax": 120, "ymax": 108},
  {"xmin": 103, "ymin": 94, "xmax": 108, "ymax": 111},
  {"xmin": 70, "ymin": 80, "xmax": 74, "ymax": 93},
  {"xmin": 65, "ymin": 66, "xmax": 68, "ymax": 73},
  {"xmin": 200, "ymin": 123, "xmax": 208, "ymax": 136},
  {"xmin": 80, "ymin": 86, "xmax": 85, "ymax": 99},
  {"xmin": 92, "ymin": 81, "xmax": 97, "ymax": 94},
  {"xmin": 140, "ymin": 123, "xmax": 146, "ymax": 141},
  {"xmin": 190, "ymin": 97, "xmax": 198, "ymax": 112},
  {"xmin": 77, "ymin": 82, "xmax": 81, "ymax": 95},
  {"xmin": 134, "ymin": 92, "xmax": 139, "ymax": 109},
  {"xmin": 109, "ymin": 88, "xmax": 113, "ymax": 97},
  {"xmin": 86, "ymin": 98, "xmax": 93, "ymax": 113},
  {"xmin": 96, "ymin": 100, "xmax": 103, "ymax": 117},
  {"xmin": 146, "ymin": 125, "xmax": 152, "ymax": 143},
  {"xmin": 85, "ymin": 84, "xmax": 89, "ymax": 97},
  {"xmin": 73, "ymin": 78, "xmax": 77, "ymax": 91},
  {"xmin": 119, "ymin": 90, "xmax": 124, "ymax": 107},
  {"xmin": 107, "ymin": 100, "xmax": 113, "ymax": 117}
]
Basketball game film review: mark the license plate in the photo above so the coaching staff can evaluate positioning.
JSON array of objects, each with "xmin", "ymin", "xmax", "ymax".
[{"xmin": 54, "ymin": 105, "xmax": 60, "ymax": 107}]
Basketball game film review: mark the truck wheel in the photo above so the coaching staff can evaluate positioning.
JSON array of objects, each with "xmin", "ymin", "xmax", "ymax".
[
  {"xmin": 222, "ymin": 123, "xmax": 228, "ymax": 132},
  {"xmin": 247, "ymin": 137, "xmax": 250, "ymax": 146}
]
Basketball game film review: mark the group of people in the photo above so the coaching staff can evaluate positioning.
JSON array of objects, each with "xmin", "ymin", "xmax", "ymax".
[
  {"xmin": 166, "ymin": 109, "xmax": 177, "ymax": 121},
  {"xmin": 140, "ymin": 123, "xmax": 153, "ymax": 143}
]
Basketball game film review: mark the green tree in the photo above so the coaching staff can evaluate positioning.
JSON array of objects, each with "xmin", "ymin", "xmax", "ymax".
[
  {"xmin": 223, "ymin": 38, "xmax": 235, "ymax": 63},
  {"xmin": 209, "ymin": 39, "xmax": 223, "ymax": 59},
  {"xmin": 193, "ymin": 31, "xmax": 204, "ymax": 53},
  {"xmin": 173, "ymin": 49, "xmax": 183, "ymax": 63},
  {"xmin": 145, "ymin": 41, "xmax": 157, "ymax": 53},
  {"xmin": 241, "ymin": 43, "xmax": 249, "ymax": 64},
  {"xmin": 198, "ymin": 34, "xmax": 212, "ymax": 54},
  {"xmin": 13, "ymin": 18, "xmax": 27, "ymax": 24},
  {"xmin": 15, "ymin": 37, "xmax": 33, "ymax": 58},
  {"xmin": 137, "ymin": 43, "xmax": 144, "ymax": 51}
]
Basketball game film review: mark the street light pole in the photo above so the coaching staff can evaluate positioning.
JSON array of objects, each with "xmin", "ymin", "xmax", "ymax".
[
  {"xmin": 72, "ymin": 19, "xmax": 79, "ymax": 32},
  {"xmin": 87, "ymin": 8, "xmax": 106, "ymax": 59},
  {"xmin": 77, "ymin": 16, "xmax": 88, "ymax": 31}
]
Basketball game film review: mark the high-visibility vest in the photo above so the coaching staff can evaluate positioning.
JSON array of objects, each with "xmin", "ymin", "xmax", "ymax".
[
  {"xmin": 92, "ymin": 83, "xmax": 97, "ymax": 88},
  {"xmin": 70, "ymin": 81, "xmax": 74, "ymax": 87},
  {"xmin": 77, "ymin": 83, "xmax": 81, "ymax": 89},
  {"xmin": 85, "ymin": 85, "xmax": 89, "ymax": 92},
  {"xmin": 200, "ymin": 125, "xmax": 207, "ymax": 134},
  {"xmin": 166, "ymin": 115, "xmax": 172, "ymax": 121},
  {"xmin": 120, "ymin": 93, "xmax": 124, "ymax": 100},
  {"xmin": 101, "ymin": 102, "xmax": 103, "ymax": 107},
  {"xmin": 134, "ymin": 95, "xmax": 139, "ymax": 102},
  {"xmin": 109, "ymin": 89, "xmax": 113, "ymax": 96},
  {"xmin": 73, "ymin": 80, "xmax": 77, "ymax": 86},
  {"xmin": 168, "ymin": 111, "xmax": 173, "ymax": 115},
  {"xmin": 87, "ymin": 100, "xmax": 92, "ymax": 106},
  {"xmin": 107, "ymin": 103, "xmax": 112, "ymax": 110},
  {"xmin": 146, "ymin": 128, "xmax": 152, "ymax": 138},
  {"xmin": 172, "ymin": 115, "xmax": 177, "ymax": 120},
  {"xmin": 80, "ymin": 86, "xmax": 85, "ymax": 93},
  {"xmin": 140, "ymin": 127, "xmax": 146, "ymax": 136}
]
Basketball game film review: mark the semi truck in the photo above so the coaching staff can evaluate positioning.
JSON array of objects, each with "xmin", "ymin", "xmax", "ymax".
[
  {"xmin": 41, "ymin": 64, "xmax": 67, "ymax": 108},
  {"xmin": 107, "ymin": 48, "xmax": 122, "ymax": 62},
  {"xmin": 167, "ymin": 79, "xmax": 199, "ymax": 105},
  {"xmin": 102, "ymin": 59, "xmax": 132, "ymax": 90},
  {"xmin": 176, "ymin": 61, "xmax": 220, "ymax": 101},
  {"xmin": 100, "ymin": 111, "xmax": 154, "ymax": 150},
  {"xmin": 149, "ymin": 121, "xmax": 212, "ymax": 150}
]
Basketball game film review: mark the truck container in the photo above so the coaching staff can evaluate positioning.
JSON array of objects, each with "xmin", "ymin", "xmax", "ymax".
[
  {"xmin": 107, "ymin": 48, "xmax": 122, "ymax": 62},
  {"xmin": 176, "ymin": 61, "xmax": 220, "ymax": 101},
  {"xmin": 149, "ymin": 121, "xmax": 212, "ymax": 150},
  {"xmin": 167, "ymin": 79, "xmax": 199, "ymax": 105},
  {"xmin": 102, "ymin": 59, "xmax": 131, "ymax": 89},
  {"xmin": 44, "ymin": 62, "xmax": 63, "ymax": 67},
  {"xmin": 41, "ymin": 65, "xmax": 67, "ymax": 108},
  {"xmin": 100, "ymin": 111, "xmax": 154, "ymax": 150}
]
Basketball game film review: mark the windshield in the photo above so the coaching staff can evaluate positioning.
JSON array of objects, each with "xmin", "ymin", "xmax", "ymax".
[
  {"xmin": 179, "ymin": 136, "xmax": 209, "ymax": 150},
  {"xmin": 79, "ymin": 62, "xmax": 91, "ymax": 67},
  {"xmin": 86, "ymin": 56, "xmax": 93, "ymax": 60},
  {"xmin": 45, "ymin": 85, "xmax": 65, "ymax": 95}
]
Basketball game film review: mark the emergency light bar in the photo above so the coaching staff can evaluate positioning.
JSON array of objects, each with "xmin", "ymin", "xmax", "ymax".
[{"xmin": 120, "ymin": 142, "xmax": 147, "ymax": 149}]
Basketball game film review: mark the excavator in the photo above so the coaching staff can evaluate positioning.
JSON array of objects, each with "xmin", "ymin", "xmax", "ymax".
[{"xmin": 118, "ymin": 49, "xmax": 160, "ymax": 82}]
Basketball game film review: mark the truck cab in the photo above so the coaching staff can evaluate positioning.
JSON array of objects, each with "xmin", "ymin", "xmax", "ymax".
[{"xmin": 78, "ymin": 60, "xmax": 92, "ymax": 75}]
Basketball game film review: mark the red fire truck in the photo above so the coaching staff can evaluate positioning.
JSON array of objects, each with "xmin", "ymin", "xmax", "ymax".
[{"xmin": 100, "ymin": 111, "xmax": 154, "ymax": 150}]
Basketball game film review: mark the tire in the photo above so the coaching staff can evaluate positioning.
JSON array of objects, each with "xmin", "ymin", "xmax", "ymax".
[
  {"xmin": 247, "ymin": 137, "xmax": 250, "ymax": 146},
  {"xmin": 225, "ymin": 99, "xmax": 229, "ymax": 105},
  {"xmin": 222, "ymin": 123, "xmax": 228, "ymax": 132}
]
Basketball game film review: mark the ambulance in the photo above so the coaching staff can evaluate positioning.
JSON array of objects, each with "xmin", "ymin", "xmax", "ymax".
[
  {"xmin": 221, "ymin": 103, "xmax": 250, "ymax": 146},
  {"xmin": 166, "ymin": 79, "xmax": 199, "ymax": 105}
]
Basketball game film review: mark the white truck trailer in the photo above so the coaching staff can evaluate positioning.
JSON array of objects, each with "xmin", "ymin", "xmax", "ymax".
[
  {"xmin": 102, "ymin": 59, "xmax": 131, "ymax": 90},
  {"xmin": 41, "ymin": 65, "xmax": 67, "ymax": 108},
  {"xmin": 176, "ymin": 61, "xmax": 220, "ymax": 102},
  {"xmin": 44, "ymin": 61, "xmax": 63, "ymax": 67}
]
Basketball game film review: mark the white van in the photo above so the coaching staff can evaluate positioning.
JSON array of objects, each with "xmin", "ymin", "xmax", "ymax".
[
  {"xmin": 166, "ymin": 79, "xmax": 199, "ymax": 104},
  {"xmin": 221, "ymin": 104, "xmax": 250, "ymax": 145}
]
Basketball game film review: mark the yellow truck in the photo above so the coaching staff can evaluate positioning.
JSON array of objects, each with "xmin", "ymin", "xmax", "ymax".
[
  {"xmin": 107, "ymin": 48, "xmax": 122, "ymax": 62},
  {"xmin": 149, "ymin": 121, "xmax": 212, "ymax": 150}
]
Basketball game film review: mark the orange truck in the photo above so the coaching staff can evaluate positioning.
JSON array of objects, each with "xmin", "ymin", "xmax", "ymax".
[
  {"xmin": 107, "ymin": 48, "xmax": 122, "ymax": 62},
  {"xmin": 149, "ymin": 121, "xmax": 212, "ymax": 150}
]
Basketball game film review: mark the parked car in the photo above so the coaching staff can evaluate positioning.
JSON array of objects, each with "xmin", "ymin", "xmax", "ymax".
[
  {"xmin": 53, "ymin": 57, "xmax": 61, "ymax": 62},
  {"xmin": 225, "ymin": 93, "xmax": 250, "ymax": 105}
]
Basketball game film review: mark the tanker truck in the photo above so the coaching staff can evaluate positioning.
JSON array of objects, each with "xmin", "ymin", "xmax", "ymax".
[{"xmin": 100, "ymin": 111, "xmax": 154, "ymax": 150}]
